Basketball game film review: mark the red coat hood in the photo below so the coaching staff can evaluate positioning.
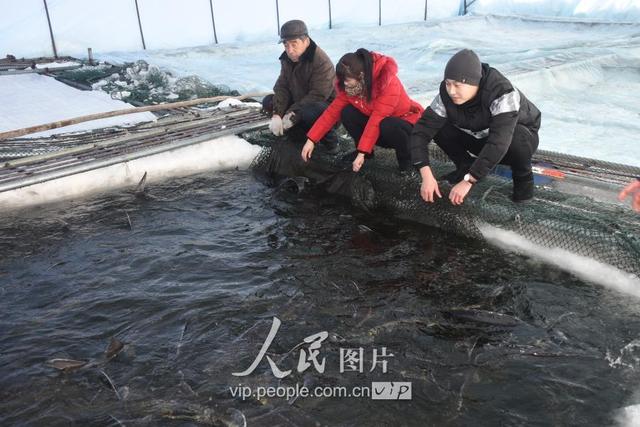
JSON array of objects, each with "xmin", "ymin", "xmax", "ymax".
[
  {"xmin": 334, "ymin": 52, "xmax": 397, "ymax": 97},
  {"xmin": 369, "ymin": 52, "xmax": 397, "ymax": 97}
]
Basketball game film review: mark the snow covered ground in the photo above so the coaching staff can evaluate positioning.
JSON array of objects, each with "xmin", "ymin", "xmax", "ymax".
[{"xmin": 0, "ymin": 73, "xmax": 156, "ymax": 137}]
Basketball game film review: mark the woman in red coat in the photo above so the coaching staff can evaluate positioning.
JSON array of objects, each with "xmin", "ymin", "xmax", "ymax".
[{"xmin": 301, "ymin": 48, "xmax": 423, "ymax": 172}]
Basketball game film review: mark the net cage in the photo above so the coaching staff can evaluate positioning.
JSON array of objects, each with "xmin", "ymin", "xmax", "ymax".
[{"xmin": 248, "ymin": 134, "xmax": 640, "ymax": 278}]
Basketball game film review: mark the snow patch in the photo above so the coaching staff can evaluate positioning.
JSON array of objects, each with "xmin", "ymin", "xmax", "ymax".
[
  {"xmin": 0, "ymin": 74, "xmax": 156, "ymax": 138},
  {"xmin": 478, "ymin": 222, "xmax": 640, "ymax": 298},
  {"xmin": 35, "ymin": 61, "xmax": 81, "ymax": 69},
  {"xmin": 0, "ymin": 135, "xmax": 261, "ymax": 210}
]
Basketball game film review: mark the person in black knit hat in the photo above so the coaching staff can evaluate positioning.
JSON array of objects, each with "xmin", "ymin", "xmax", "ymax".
[{"xmin": 410, "ymin": 49, "xmax": 542, "ymax": 204}]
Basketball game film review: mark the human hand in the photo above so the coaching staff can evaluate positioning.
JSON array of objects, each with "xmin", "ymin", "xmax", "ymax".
[
  {"xmin": 449, "ymin": 181, "xmax": 472, "ymax": 205},
  {"xmin": 269, "ymin": 115, "xmax": 284, "ymax": 136},
  {"xmin": 618, "ymin": 179, "xmax": 640, "ymax": 212},
  {"xmin": 282, "ymin": 111, "xmax": 296, "ymax": 130},
  {"xmin": 419, "ymin": 166, "xmax": 442, "ymax": 203},
  {"xmin": 352, "ymin": 153, "xmax": 366, "ymax": 172},
  {"xmin": 301, "ymin": 139, "xmax": 315, "ymax": 162}
]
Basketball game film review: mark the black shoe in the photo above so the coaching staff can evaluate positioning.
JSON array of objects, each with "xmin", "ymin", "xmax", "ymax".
[{"xmin": 512, "ymin": 172, "xmax": 534, "ymax": 202}]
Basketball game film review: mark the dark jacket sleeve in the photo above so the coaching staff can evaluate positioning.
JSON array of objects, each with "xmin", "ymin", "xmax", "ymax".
[
  {"xmin": 410, "ymin": 94, "xmax": 448, "ymax": 168},
  {"xmin": 469, "ymin": 85, "xmax": 520, "ymax": 180},
  {"xmin": 307, "ymin": 91, "xmax": 350, "ymax": 143},
  {"xmin": 273, "ymin": 62, "xmax": 292, "ymax": 117},
  {"xmin": 288, "ymin": 49, "xmax": 335, "ymax": 115}
]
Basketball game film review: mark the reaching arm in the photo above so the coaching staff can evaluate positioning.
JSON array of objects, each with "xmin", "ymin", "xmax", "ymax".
[{"xmin": 409, "ymin": 93, "xmax": 448, "ymax": 169}]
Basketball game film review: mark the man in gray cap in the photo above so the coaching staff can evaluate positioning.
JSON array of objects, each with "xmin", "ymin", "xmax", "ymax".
[
  {"xmin": 262, "ymin": 19, "xmax": 338, "ymax": 152},
  {"xmin": 410, "ymin": 49, "xmax": 541, "ymax": 204}
]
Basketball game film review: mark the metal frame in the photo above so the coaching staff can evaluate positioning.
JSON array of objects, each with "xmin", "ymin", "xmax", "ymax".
[
  {"xmin": 134, "ymin": 0, "xmax": 147, "ymax": 50},
  {"xmin": 43, "ymin": 0, "xmax": 58, "ymax": 58},
  {"xmin": 463, "ymin": 0, "xmax": 477, "ymax": 15}
]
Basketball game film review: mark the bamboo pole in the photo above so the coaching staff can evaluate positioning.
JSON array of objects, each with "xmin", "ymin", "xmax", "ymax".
[{"xmin": 0, "ymin": 92, "xmax": 271, "ymax": 140}]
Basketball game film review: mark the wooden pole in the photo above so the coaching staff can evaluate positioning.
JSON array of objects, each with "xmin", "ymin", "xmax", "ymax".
[
  {"xmin": 328, "ymin": 0, "xmax": 332, "ymax": 29},
  {"xmin": 134, "ymin": 0, "xmax": 147, "ymax": 50},
  {"xmin": 43, "ymin": 0, "xmax": 58, "ymax": 58},
  {"xmin": 209, "ymin": 0, "xmax": 218, "ymax": 44},
  {"xmin": 424, "ymin": 0, "xmax": 428, "ymax": 20},
  {"xmin": 0, "ymin": 92, "xmax": 271, "ymax": 141},
  {"xmin": 378, "ymin": 0, "xmax": 382, "ymax": 26}
]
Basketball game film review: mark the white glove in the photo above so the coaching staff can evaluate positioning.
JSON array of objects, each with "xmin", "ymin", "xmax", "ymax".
[
  {"xmin": 282, "ymin": 111, "xmax": 296, "ymax": 130},
  {"xmin": 269, "ymin": 115, "xmax": 284, "ymax": 136}
]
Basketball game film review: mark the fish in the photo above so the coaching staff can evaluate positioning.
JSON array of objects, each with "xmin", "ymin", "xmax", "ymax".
[
  {"xmin": 46, "ymin": 336, "xmax": 129, "ymax": 372},
  {"xmin": 156, "ymin": 401, "xmax": 246, "ymax": 427},
  {"xmin": 105, "ymin": 337, "xmax": 126, "ymax": 360},
  {"xmin": 124, "ymin": 211, "xmax": 132, "ymax": 230},
  {"xmin": 176, "ymin": 321, "xmax": 188, "ymax": 356},
  {"xmin": 45, "ymin": 358, "xmax": 88, "ymax": 372},
  {"xmin": 135, "ymin": 171, "xmax": 148, "ymax": 194},
  {"xmin": 442, "ymin": 308, "xmax": 522, "ymax": 327}
]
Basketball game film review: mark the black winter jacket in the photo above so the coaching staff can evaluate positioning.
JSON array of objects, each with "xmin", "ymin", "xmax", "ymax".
[
  {"xmin": 410, "ymin": 63, "xmax": 541, "ymax": 180},
  {"xmin": 272, "ymin": 40, "xmax": 335, "ymax": 117}
]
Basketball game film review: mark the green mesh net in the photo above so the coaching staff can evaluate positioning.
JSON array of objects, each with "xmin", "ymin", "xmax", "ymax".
[
  {"xmin": 249, "ymin": 135, "xmax": 640, "ymax": 277},
  {"xmin": 55, "ymin": 60, "xmax": 239, "ymax": 105}
]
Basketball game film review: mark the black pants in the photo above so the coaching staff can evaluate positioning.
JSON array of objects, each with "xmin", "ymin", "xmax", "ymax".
[
  {"xmin": 341, "ymin": 104, "xmax": 412, "ymax": 169},
  {"xmin": 434, "ymin": 122, "xmax": 539, "ymax": 178},
  {"xmin": 262, "ymin": 95, "xmax": 337, "ymax": 146}
]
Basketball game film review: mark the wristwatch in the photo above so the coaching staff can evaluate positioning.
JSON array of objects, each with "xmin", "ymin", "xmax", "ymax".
[{"xmin": 463, "ymin": 173, "xmax": 475, "ymax": 184}]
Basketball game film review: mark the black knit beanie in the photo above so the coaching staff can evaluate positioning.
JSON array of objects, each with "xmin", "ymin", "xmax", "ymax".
[{"xmin": 444, "ymin": 49, "xmax": 482, "ymax": 85}]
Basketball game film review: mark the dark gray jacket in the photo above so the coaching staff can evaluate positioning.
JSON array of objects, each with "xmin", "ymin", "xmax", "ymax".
[
  {"xmin": 273, "ymin": 39, "xmax": 335, "ymax": 117},
  {"xmin": 410, "ymin": 63, "xmax": 541, "ymax": 180}
]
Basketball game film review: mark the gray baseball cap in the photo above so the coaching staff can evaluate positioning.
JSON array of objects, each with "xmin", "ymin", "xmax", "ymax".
[{"xmin": 279, "ymin": 20, "xmax": 308, "ymax": 42}]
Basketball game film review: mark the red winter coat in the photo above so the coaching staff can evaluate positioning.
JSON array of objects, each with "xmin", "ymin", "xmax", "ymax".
[{"xmin": 307, "ymin": 52, "xmax": 424, "ymax": 154}]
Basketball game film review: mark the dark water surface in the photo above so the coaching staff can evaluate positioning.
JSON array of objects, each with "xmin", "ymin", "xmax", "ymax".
[{"xmin": 1, "ymin": 170, "xmax": 640, "ymax": 426}]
